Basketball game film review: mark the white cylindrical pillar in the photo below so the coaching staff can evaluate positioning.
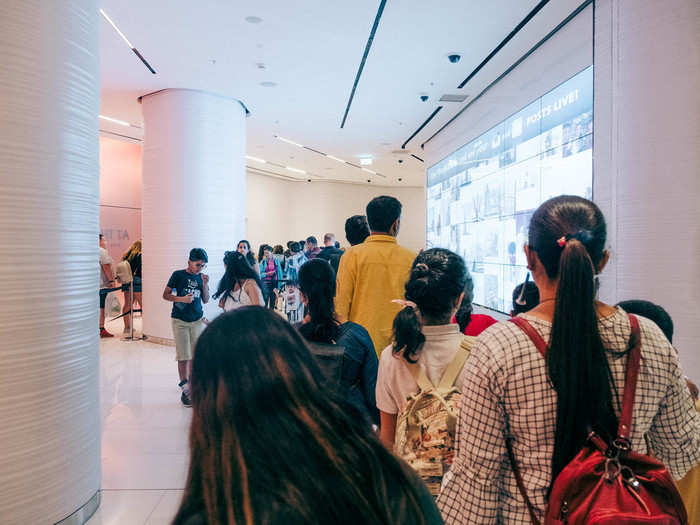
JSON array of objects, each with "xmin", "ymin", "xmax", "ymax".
[
  {"xmin": 594, "ymin": 0, "xmax": 700, "ymax": 377},
  {"xmin": 141, "ymin": 89, "xmax": 246, "ymax": 340},
  {"xmin": 0, "ymin": 1, "xmax": 101, "ymax": 524}
]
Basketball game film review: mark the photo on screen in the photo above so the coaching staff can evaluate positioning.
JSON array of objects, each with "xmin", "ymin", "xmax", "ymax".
[{"xmin": 426, "ymin": 65, "xmax": 593, "ymax": 313}]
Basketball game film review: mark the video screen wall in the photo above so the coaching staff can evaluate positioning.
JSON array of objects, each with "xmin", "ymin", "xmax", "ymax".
[{"xmin": 426, "ymin": 66, "xmax": 593, "ymax": 313}]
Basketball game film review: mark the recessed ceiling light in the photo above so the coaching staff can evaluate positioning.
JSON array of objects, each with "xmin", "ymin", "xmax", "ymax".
[
  {"xmin": 245, "ymin": 16, "xmax": 263, "ymax": 24},
  {"xmin": 245, "ymin": 155, "xmax": 266, "ymax": 163},
  {"xmin": 256, "ymin": 63, "xmax": 266, "ymax": 70},
  {"xmin": 326, "ymin": 155, "xmax": 346, "ymax": 163},
  {"xmin": 260, "ymin": 81, "xmax": 277, "ymax": 87},
  {"xmin": 360, "ymin": 158, "xmax": 373, "ymax": 166},
  {"xmin": 286, "ymin": 166, "xmax": 306, "ymax": 174}
]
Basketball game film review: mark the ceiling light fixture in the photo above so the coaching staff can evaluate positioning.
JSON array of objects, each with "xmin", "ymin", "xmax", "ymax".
[
  {"xmin": 100, "ymin": 9, "xmax": 156, "ymax": 74},
  {"xmin": 286, "ymin": 166, "xmax": 306, "ymax": 174},
  {"xmin": 275, "ymin": 135, "xmax": 303, "ymax": 148},
  {"xmin": 359, "ymin": 158, "xmax": 373, "ymax": 166},
  {"xmin": 99, "ymin": 115, "xmax": 130, "ymax": 127},
  {"xmin": 245, "ymin": 155, "xmax": 266, "ymax": 163},
  {"xmin": 326, "ymin": 155, "xmax": 347, "ymax": 163}
]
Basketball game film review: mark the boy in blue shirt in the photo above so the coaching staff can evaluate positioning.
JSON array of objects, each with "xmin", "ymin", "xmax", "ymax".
[{"xmin": 162, "ymin": 248, "xmax": 210, "ymax": 406}]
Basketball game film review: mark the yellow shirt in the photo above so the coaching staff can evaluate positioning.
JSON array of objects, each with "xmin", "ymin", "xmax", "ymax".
[{"xmin": 335, "ymin": 235, "xmax": 416, "ymax": 356}]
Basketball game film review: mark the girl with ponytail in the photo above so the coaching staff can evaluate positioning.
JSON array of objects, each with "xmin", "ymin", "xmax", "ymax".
[
  {"xmin": 439, "ymin": 196, "xmax": 700, "ymax": 523},
  {"xmin": 297, "ymin": 258, "xmax": 379, "ymax": 425},
  {"xmin": 376, "ymin": 248, "xmax": 472, "ymax": 447}
]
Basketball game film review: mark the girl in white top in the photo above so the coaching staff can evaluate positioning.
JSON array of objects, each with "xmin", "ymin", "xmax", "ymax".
[
  {"xmin": 213, "ymin": 251, "xmax": 264, "ymax": 312},
  {"xmin": 376, "ymin": 248, "xmax": 472, "ymax": 447}
]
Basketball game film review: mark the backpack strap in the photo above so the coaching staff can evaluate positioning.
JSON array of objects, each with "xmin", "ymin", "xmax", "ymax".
[
  {"xmin": 506, "ymin": 317, "xmax": 546, "ymax": 525},
  {"xmin": 617, "ymin": 314, "xmax": 642, "ymax": 444},
  {"xmin": 437, "ymin": 344, "xmax": 470, "ymax": 391},
  {"xmin": 406, "ymin": 361, "xmax": 436, "ymax": 393},
  {"xmin": 508, "ymin": 317, "xmax": 547, "ymax": 358}
]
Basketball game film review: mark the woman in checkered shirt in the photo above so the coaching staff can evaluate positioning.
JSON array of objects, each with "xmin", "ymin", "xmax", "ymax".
[{"xmin": 438, "ymin": 196, "xmax": 700, "ymax": 524}]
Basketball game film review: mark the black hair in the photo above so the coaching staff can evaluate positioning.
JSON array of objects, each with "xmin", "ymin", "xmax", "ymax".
[
  {"xmin": 297, "ymin": 259, "xmax": 340, "ymax": 344},
  {"xmin": 174, "ymin": 308, "xmax": 431, "ymax": 525},
  {"xmin": 366, "ymin": 196, "xmax": 402, "ymax": 233},
  {"xmin": 345, "ymin": 215, "xmax": 371, "ymax": 246},
  {"xmin": 290, "ymin": 242, "xmax": 301, "ymax": 253},
  {"xmin": 237, "ymin": 239, "xmax": 251, "ymax": 251},
  {"xmin": 306, "ymin": 236, "xmax": 318, "ymax": 245},
  {"xmin": 189, "ymin": 248, "xmax": 208, "ymax": 263},
  {"xmin": 617, "ymin": 300, "xmax": 673, "ymax": 343},
  {"xmin": 273, "ymin": 244, "xmax": 284, "ymax": 255},
  {"xmin": 334, "ymin": 241, "xmax": 340, "ymax": 249},
  {"xmin": 528, "ymin": 195, "xmax": 616, "ymax": 486},
  {"xmin": 512, "ymin": 280, "xmax": 540, "ymax": 315},
  {"xmin": 99, "ymin": 233, "xmax": 104, "ymax": 240},
  {"xmin": 392, "ymin": 248, "xmax": 467, "ymax": 362},
  {"xmin": 454, "ymin": 272, "xmax": 475, "ymax": 333},
  {"xmin": 213, "ymin": 251, "xmax": 262, "ymax": 302},
  {"xmin": 258, "ymin": 244, "xmax": 268, "ymax": 262}
]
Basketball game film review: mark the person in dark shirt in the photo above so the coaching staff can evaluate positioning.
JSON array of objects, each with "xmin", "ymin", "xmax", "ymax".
[
  {"xmin": 304, "ymin": 236, "xmax": 322, "ymax": 259},
  {"xmin": 162, "ymin": 248, "xmax": 210, "ymax": 407},
  {"xmin": 297, "ymin": 258, "xmax": 379, "ymax": 426},
  {"xmin": 317, "ymin": 232, "xmax": 344, "ymax": 273},
  {"xmin": 172, "ymin": 308, "xmax": 443, "ymax": 525}
]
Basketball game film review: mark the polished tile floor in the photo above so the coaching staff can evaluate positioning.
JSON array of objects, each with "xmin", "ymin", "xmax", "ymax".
[{"xmin": 88, "ymin": 316, "xmax": 190, "ymax": 525}]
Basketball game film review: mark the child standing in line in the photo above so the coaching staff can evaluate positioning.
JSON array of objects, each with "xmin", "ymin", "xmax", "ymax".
[{"xmin": 162, "ymin": 248, "xmax": 210, "ymax": 407}]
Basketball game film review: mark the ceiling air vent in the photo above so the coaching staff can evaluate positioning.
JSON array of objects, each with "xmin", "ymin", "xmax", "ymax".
[{"xmin": 439, "ymin": 94, "xmax": 469, "ymax": 103}]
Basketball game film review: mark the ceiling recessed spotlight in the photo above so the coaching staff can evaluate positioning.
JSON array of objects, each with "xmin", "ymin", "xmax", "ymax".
[
  {"xmin": 256, "ymin": 63, "xmax": 266, "ymax": 70},
  {"xmin": 360, "ymin": 158, "xmax": 373, "ymax": 166},
  {"xmin": 245, "ymin": 16, "xmax": 263, "ymax": 24},
  {"xmin": 245, "ymin": 155, "xmax": 266, "ymax": 163},
  {"xmin": 260, "ymin": 81, "xmax": 277, "ymax": 87}
]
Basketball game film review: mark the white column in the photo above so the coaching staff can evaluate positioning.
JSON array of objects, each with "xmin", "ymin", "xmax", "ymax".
[
  {"xmin": 594, "ymin": 0, "xmax": 700, "ymax": 377},
  {"xmin": 0, "ymin": 1, "xmax": 101, "ymax": 524},
  {"xmin": 141, "ymin": 89, "xmax": 247, "ymax": 340}
]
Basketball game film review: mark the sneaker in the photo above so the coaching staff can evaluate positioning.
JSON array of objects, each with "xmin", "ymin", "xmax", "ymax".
[
  {"xmin": 100, "ymin": 328, "xmax": 114, "ymax": 338},
  {"xmin": 180, "ymin": 391, "xmax": 192, "ymax": 407}
]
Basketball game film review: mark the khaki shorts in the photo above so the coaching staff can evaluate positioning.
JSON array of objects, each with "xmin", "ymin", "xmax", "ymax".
[{"xmin": 171, "ymin": 317, "xmax": 205, "ymax": 361}]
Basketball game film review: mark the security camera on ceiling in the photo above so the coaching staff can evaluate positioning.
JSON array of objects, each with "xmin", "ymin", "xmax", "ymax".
[{"xmin": 420, "ymin": 95, "xmax": 429, "ymax": 102}]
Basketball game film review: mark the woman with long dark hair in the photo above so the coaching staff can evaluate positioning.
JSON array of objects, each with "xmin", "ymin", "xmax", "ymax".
[
  {"xmin": 439, "ymin": 196, "xmax": 700, "ymax": 523},
  {"xmin": 297, "ymin": 258, "xmax": 379, "ymax": 425},
  {"xmin": 213, "ymin": 251, "xmax": 263, "ymax": 311},
  {"xmin": 172, "ymin": 308, "xmax": 443, "ymax": 525},
  {"xmin": 236, "ymin": 239, "xmax": 256, "ymax": 268}
]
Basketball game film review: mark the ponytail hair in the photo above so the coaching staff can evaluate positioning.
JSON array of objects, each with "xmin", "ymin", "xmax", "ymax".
[
  {"xmin": 393, "ymin": 248, "xmax": 468, "ymax": 362},
  {"xmin": 297, "ymin": 259, "xmax": 340, "ymax": 343},
  {"xmin": 528, "ymin": 196, "xmax": 617, "ymax": 485}
]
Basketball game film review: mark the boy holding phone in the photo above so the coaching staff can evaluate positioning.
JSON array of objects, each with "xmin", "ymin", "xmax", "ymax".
[{"xmin": 162, "ymin": 248, "xmax": 209, "ymax": 406}]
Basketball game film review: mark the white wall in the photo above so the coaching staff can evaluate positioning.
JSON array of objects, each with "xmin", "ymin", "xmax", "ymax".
[
  {"xmin": 246, "ymin": 172, "xmax": 426, "ymax": 252},
  {"xmin": 594, "ymin": 0, "xmax": 700, "ymax": 378}
]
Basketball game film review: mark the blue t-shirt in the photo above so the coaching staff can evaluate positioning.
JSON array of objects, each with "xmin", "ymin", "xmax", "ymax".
[{"xmin": 167, "ymin": 270, "xmax": 204, "ymax": 322}]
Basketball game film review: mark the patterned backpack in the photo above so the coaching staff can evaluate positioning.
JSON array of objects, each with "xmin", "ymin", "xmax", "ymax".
[{"xmin": 394, "ymin": 338, "xmax": 472, "ymax": 495}]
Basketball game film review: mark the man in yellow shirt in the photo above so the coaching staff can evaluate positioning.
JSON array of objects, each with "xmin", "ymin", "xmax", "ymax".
[{"xmin": 335, "ymin": 196, "xmax": 416, "ymax": 356}]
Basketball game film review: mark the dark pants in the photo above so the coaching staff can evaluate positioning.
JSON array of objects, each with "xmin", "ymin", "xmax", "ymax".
[{"xmin": 262, "ymin": 280, "xmax": 277, "ymax": 309}]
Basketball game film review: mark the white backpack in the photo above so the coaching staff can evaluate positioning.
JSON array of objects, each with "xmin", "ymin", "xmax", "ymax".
[{"xmin": 393, "ymin": 337, "xmax": 472, "ymax": 495}]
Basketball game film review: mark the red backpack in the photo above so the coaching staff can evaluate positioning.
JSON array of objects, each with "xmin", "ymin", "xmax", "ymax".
[{"xmin": 508, "ymin": 314, "xmax": 688, "ymax": 525}]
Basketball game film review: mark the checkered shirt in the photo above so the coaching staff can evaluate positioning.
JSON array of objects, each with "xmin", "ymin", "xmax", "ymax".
[{"xmin": 438, "ymin": 307, "xmax": 700, "ymax": 524}]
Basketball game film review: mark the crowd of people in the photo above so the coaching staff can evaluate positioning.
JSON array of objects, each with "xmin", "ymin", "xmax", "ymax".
[{"xmin": 103, "ymin": 194, "xmax": 700, "ymax": 524}]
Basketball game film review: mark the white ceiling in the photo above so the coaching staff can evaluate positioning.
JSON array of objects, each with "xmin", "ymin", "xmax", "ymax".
[{"xmin": 99, "ymin": 0, "xmax": 587, "ymax": 187}]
